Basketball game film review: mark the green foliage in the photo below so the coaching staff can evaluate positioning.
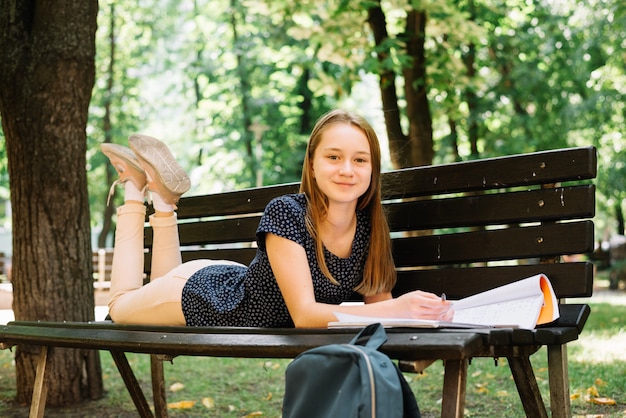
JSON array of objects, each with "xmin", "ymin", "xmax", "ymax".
[
  {"xmin": 1, "ymin": 0, "xmax": 624, "ymax": 239},
  {"xmin": 88, "ymin": 0, "xmax": 334, "ymax": 197},
  {"xmin": 87, "ymin": 0, "xmax": 148, "ymax": 225}
]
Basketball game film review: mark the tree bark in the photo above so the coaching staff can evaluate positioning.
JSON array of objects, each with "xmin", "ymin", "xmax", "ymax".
[
  {"xmin": 0, "ymin": 0, "xmax": 103, "ymax": 406},
  {"xmin": 366, "ymin": 4, "xmax": 407, "ymax": 169},
  {"xmin": 367, "ymin": 2, "xmax": 434, "ymax": 168},
  {"xmin": 99, "ymin": 1, "xmax": 117, "ymax": 248},
  {"xmin": 463, "ymin": 0, "xmax": 480, "ymax": 158},
  {"xmin": 403, "ymin": 9, "xmax": 433, "ymax": 167}
]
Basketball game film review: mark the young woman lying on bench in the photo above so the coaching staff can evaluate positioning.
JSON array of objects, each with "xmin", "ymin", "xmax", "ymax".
[{"xmin": 101, "ymin": 109, "xmax": 452, "ymax": 329}]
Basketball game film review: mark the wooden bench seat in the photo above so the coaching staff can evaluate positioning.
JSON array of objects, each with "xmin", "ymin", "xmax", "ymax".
[{"xmin": 0, "ymin": 146, "xmax": 597, "ymax": 418}]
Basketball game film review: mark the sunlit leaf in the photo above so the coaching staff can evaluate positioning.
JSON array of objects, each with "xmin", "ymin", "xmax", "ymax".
[
  {"xmin": 586, "ymin": 385, "xmax": 600, "ymax": 397},
  {"xmin": 589, "ymin": 397, "xmax": 617, "ymax": 405},
  {"xmin": 169, "ymin": 382, "xmax": 185, "ymax": 392},
  {"xmin": 167, "ymin": 400, "xmax": 196, "ymax": 409},
  {"xmin": 263, "ymin": 361, "xmax": 281, "ymax": 370},
  {"xmin": 474, "ymin": 383, "xmax": 489, "ymax": 394},
  {"xmin": 202, "ymin": 397, "xmax": 215, "ymax": 409},
  {"xmin": 263, "ymin": 392, "xmax": 273, "ymax": 401}
]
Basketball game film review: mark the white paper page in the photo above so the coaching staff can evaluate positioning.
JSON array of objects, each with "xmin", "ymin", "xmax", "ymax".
[
  {"xmin": 451, "ymin": 274, "xmax": 546, "ymax": 311},
  {"xmin": 329, "ymin": 312, "xmax": 485, "ymax": 329},
  {"xmin": 453, "ymin": 294, "xmax": 544, "ymax": 329},
  {"xmin": 332, "ymin": 312, "xmax": 440, "ymax": 327}
]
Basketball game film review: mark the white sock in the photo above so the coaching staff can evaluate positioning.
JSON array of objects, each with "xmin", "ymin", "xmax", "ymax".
[
  {"xmin": 150, "ymin": 191, "xmax": 176, "ymax": 213},
  {"xmin": 124, "ymin": 182, "xmax": 145, "ymax": 202}
]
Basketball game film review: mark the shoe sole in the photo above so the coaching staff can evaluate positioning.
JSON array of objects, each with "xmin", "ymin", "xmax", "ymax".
[
  {"xmin": 128, "ymin": 134, "xmax": 191, "ymax": 204},
  {"xmin": 101, "ymin": 143, "xmax": 147, "ymax": 190}
]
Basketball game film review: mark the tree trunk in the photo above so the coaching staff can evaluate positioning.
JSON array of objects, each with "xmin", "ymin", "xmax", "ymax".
[
  {"xmin": 366, "ymin": 4, "xmax": 407, "ymax": 169},
  {"xmin": 0, "ymin": 0, "xmax": 103, "ymax": 406},
  {"xmin": 230, "ymin": 0, "xmax": 256, "ymax": 184},
  {"xmin": 463, "ymin": 0, "xmax": 480, "ymax": 159},
  {"xmin": 99, "ymin": 1, "xmax": 118, "ymax": 248},
  {"xmin": 367, "ymin": 2, "xmax": 434, "ymax": 168},
  {"xmin": 616, "ymin": 202, "xmax": 625, "ymax": 236},
  {"xmin": 403, "ymin": 9, "xmax": 433, "ymax": 167}
]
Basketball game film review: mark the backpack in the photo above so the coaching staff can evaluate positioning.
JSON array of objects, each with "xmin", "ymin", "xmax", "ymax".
[{"xmin": 282, "ymin": 323, "xmax": 420, "ymax": 418}]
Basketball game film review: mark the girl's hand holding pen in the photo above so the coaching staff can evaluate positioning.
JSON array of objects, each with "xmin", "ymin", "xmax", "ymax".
[{"xmin": 396, "ymin": 290, "xmax": 454, "ymax": 321}]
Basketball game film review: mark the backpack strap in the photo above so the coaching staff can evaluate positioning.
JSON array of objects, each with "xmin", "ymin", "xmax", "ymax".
[
  {"xmin": 350, "ymin": 324, "xmax": 422, "ymax": 418},
  {"xmin": 349, "ymin": 323, "xmax": 388, "ymax": 350}
]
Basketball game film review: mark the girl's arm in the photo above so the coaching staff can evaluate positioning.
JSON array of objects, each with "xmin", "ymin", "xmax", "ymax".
[{"xmin": 266, "ymin": 233, "xmax": 452, "ymax": 328}]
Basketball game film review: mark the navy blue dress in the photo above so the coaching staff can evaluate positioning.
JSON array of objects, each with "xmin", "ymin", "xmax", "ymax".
[{"xmin": 181, "ymin": 194, "xmax": 370, "ymax": 327}]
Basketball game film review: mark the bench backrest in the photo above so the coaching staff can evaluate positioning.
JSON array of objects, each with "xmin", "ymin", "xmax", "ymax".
[
  {"xmin": 144, "ymin": 147, "xmax": 596, "ymax": 301},
  {"xmin": 92, "ymin": 249, "xmax": 114, "ymax": 288}
]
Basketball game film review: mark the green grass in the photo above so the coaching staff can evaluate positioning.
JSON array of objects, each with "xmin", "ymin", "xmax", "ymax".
[{"xmin": 0, "ymin": 302, "xmax": 625, "ymax": 417}]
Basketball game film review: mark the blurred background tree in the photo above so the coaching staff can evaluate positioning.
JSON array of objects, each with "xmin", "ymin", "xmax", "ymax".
[
  {"xmin": 0, "ymin": 0, "xmax": 621, "ymax": 250},
  {"xmin": 84, "ymin": 0, "xmax": 626, "ymax": 246}
]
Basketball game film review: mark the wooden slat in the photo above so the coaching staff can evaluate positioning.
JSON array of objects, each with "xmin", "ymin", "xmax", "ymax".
[
  {"xmin": 393, "ymin": 262, "xmax": 594, "ymax": 300},
  {"xmin": 175, "ymin": 183, "xmax": 300, "ymax": 219},
  {"xmin": 385, "ymin": 185, "xmax": 595, "ymax": 232},
  {"xmin": 147, "ymin": 185, "xmax": 595, "ymax": 251},
  {"xmin": 0, "ymin": 323, "xmax": 483, "ymax": 361},
  {"xmin": 144, "ymin": 248, "xmax": 258, "ymax": 276},
  {"xmin": 145, "ymin": 216, "xmax": 261, "ymax": 247},
  {"xmin": 392, "ymin": 220, "xmax": 594, "ymax": 267},
  {"xmin": 381, "ymin": 146, "xmax": 597, "ymax": 199},
  {"xmin": 150, "ymin": 222, "xmax": 594, "ymax": 279},
  {"xmin": 170, "ymin": 147, "xmax": 596, "ymax": 220}
]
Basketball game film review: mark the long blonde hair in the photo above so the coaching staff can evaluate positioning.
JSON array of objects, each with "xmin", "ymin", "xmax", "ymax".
[{"xmin": 299, "ymin": 109, "xmax": 396, "ymax": 296}]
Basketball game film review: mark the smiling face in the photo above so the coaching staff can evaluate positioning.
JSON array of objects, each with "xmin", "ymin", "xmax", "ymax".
[{"xmin": 311, "ymin": 123, "xmax": 373, "ymax": 208}]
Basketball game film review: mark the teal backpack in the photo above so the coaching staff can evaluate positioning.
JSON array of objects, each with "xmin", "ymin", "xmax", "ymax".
[{"xmin": 282, "ymin": 323, "xmax": 420, "ymax": 418}]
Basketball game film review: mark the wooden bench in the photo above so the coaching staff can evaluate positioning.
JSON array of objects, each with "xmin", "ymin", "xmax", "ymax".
[
  {"xmin": 0, "ymin": 251, "xmax": 10, "ymax": 281},
  {"xmin": 92, "ymin": 248, "xmax": 113, "ymax": 289},
  {"xmin": 0, "ymin": 146, "xmax": 596, "ymax": 418}
]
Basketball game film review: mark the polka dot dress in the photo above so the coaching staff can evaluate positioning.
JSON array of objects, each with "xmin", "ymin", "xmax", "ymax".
[{"xmin": 181, "ymin": 194, "xmax": 370, "ymax": 327}]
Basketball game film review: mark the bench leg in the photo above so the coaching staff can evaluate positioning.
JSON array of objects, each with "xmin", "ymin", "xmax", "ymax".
[
  {"xmin": 547, "ymin": 344, "xmax": 571, "ymax": 418},
  {"xmin": 508, "ymin": 356, "xmax": 548, "ymax": 418},
  {"xmin": 151, "ymin": 354, "xmax": 169, "ymax": 417},
  {"xmin": 29, "ymin": 346, "xmax": 49, "ymax": 418},
  {"xmin": 109, "ymin": 351, "xmax": 154, "ymax": 418},
  {"xmin": 441, "ymin": 358, "xmax": 468, "ymax": 418}
]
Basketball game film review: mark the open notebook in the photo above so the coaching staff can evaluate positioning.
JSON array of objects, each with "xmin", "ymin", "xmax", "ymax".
[{"xmin": 328, "ymin": 274, "xmax": 559, "ymax": 330}]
